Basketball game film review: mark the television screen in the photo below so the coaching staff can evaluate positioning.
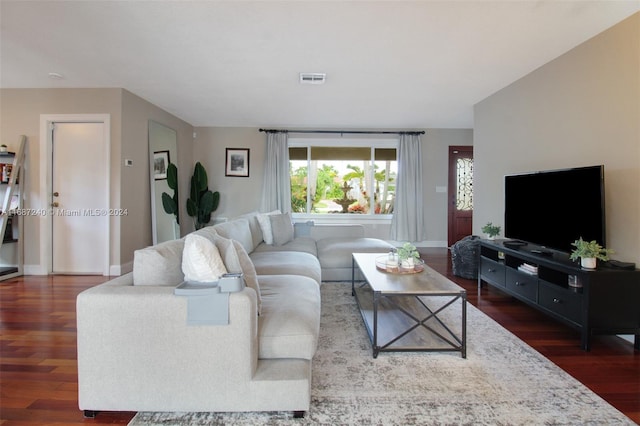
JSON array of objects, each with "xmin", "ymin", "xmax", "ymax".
[{"xmin": 504, "ymin": 165, "xmax": 605, "ymax": 253}]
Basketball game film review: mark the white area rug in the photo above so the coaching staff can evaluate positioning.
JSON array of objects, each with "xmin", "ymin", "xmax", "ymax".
[{"xmin": 129, "ymin": 282, "xmax": 633, "ymax": 425}]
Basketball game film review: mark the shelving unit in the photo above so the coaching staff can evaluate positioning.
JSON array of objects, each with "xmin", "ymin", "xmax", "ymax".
[
  {"xmin": 478, "ymin": 239, "xmax": 640, "ymax": 351},
  {"xmin": 0, "ymin": 136, "xmax": 26, "ymax": 281}
]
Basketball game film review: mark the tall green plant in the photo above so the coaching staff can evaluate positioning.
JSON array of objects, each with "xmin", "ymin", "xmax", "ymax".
[
  {"xmin": 161, "ymin": 163, "xmax": 179, "ymax": 224},
  {"xmin": 186, "ymin": 162, "xmax": 220, "ymax": 229}
]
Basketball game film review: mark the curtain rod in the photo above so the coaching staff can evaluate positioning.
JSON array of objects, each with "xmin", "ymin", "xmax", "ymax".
[{"xmin": 259, "ymin": 128, "xmax": 425, "ymax": 135}]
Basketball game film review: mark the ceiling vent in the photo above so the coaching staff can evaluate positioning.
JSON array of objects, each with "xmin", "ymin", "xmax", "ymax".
[{"xmin": 299, "ymin": 73, "xmax": 326, "ymax": 85}]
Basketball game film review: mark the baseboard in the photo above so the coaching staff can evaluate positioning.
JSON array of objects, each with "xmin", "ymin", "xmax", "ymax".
[
  {"xmin": 24, "ymin": 264, "xmax": 48, "ymax": 275},
  {"xmin": 388, "ymin": 240, "xmax": 448, "ymax": 248}
]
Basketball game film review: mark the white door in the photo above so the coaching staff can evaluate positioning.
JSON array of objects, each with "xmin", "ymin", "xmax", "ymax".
[{"xmin": 51, "ymin": 122, "xmax": 108, "ymax": 274}]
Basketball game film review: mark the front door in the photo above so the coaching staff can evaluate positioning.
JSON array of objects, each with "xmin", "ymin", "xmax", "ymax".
[
  {"xmin": 447, "ymin": 146, "xmax": 473, "ymax": 246},
  {"xmin": 51, "ymin": 122, "xmax": 108, "ymax": 274}
]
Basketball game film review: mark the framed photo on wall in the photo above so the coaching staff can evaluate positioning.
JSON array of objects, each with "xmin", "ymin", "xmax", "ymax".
[
  {"xmin": 225, "ymin": 148, "xmax": 250, "ymax": 177},
  {"xmin": 153, "ymin": 150, "xmax": 170, "ymax": 180}
]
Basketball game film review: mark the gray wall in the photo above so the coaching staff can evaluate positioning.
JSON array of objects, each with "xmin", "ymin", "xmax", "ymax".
[
  {"xmin": 474, "ymin": 13, "xmax": 639, "ymax": 264},
  {"xmin": 194, "ymin": 127, "xmax": 473, "ymax": 245},
  {"xmin": 0, "ymin": 88, "xmax": 193, "ymax": 273},
  {"xmin": 120, "ymin": 90, "xmax": 194, "ymax": 268}
]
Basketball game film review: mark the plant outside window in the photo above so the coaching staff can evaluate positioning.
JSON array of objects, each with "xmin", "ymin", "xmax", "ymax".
[{"xmin": 290, "ymin": 146, "xmax": 396, "ymax": 215}]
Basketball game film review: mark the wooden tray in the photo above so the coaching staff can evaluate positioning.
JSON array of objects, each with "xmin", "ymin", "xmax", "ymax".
[{"xmin": 375, "ymin": 256, "xmax": 425, "ymax": 274}]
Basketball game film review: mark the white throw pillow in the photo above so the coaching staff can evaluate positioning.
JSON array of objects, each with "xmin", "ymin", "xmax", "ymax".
[
  {"xmin": 256, "ymin": 210, "xmax": 281, "ymax": 245},
  {"xmin": 182, "ymin": 234, "xmax": 228, "ymax": 282}
]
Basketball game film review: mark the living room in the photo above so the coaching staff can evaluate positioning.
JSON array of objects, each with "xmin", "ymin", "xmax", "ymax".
[{"xmin": 1, "ymin": 1, "xmax": 639, "ymax": 424}]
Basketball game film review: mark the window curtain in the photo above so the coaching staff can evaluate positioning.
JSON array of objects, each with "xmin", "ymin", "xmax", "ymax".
[
  {"xmin": 390, "ymin": 133, "xmax": 425, "ymax": 242},
  {"xmin": 260, "ymin": 131, "xmax": 291, "ymax": 213}
]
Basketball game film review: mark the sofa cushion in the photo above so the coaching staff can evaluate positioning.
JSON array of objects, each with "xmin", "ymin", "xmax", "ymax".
[
  {"xmin": 256, "ymin": 210, "xmax": 281, "ymax": 245},
  {"xmin": 192, "ymin": 225, "xmax": 218, "ymax": 242},
  {"xmin": 212, "ymin": 219, "xmax": 254, "ymax": 254},
  {"xmin": 182, "ymin": 234, "xmax": 227, "ymax": 282},
  {"xmin": 317, "ymin": 237, "xmax": 394, "ymax": 269},
  {"xmin": 293, "ymin": 221, "xmax": 314, "ymax": 237},
  {"xmin": 252, "ymin": 237, "xmax": 317, "ymax": 257},
  {"xmin": 231, "ymin": 240, "xmax": 262, "ymax": 315},
  {"xmin": 133, "ymin": 239, "xmax": 185, "ymax": 286},
  {"xmin": 237, "ymin": 211, "xmax": 264, "ymax": 250},
  {"xmin": 270, "ymin": 212, "xmax": 294, "ymax": 246},
  {"xmin": 250, "ymin": 251, "xmax": 321, "ymax": 284},
  {"xmin": 257, "ymin": 275, "xmax": 320, "ymax": 360}
]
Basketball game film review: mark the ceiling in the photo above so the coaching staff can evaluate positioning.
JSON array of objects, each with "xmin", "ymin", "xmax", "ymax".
[{"xmin": 1, "ymin": 1, "xmax": 639, "ymax": 129}]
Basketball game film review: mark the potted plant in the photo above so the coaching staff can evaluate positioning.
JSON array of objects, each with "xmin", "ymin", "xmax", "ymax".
[
  {"xmin": 481, "ymin": 222, "xmax": 501, "ymax": 239},
  {"xmin": 397, "ymin": 242, "xmax": 420, "ymax": 269},
  {"xmin": 569, "ymin": 237, "xmax": 613, "ymax": 269},
  {"xmin": 186, "ymin": 162, "xmax": 220, "ymax": 230},
  {"xmin": 161, "ymin": 163, "xmax": 179, "ymax": 225},
  {"xmin": 0, "ymin": 144, "xmax": 7, "ymax": 153}
]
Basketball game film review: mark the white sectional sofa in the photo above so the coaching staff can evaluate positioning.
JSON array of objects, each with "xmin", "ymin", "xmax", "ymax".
[{"xmin": 77, "ymin": 212, "xmax": 392, "ymax": 418}]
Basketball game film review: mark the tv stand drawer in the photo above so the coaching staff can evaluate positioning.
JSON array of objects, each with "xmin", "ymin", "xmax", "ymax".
[
  {"xmin": 506, "ymin": 269, "xmax": 537, "ymax": 302},
  {"xmin": 539, "ymin": 282, "xmax": 582, "ymax": 324},
  {"xmin": 480, "ymin": 258, "xmax": 505, "ymax": 287}
]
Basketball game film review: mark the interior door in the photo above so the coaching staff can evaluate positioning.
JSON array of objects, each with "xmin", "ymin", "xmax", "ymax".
[
  {"xmin": 447, "ymin": 146, "xmax": 473, "ymax": 246},
  {"xmin": 51, "ymin": 122, "xmax": 108, "ymax": 274}
]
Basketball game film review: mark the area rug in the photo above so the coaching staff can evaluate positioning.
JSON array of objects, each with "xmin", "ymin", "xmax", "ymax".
[{"xmin": 129, "ymin": 282, "xmax": 634, "ymax": 425}]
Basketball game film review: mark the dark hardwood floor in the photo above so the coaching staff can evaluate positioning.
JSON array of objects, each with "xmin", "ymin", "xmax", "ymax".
[{"xmin": 0, "ymin": 248, "xmax": 638, "ymax": 425}]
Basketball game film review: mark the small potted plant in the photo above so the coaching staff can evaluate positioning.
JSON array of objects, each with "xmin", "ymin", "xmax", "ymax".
[
  {"xmin": 0, "ymin": 144, "xmax": 7, "ymax": 153},
  {"xmin": 569, "ymin": 237, "xmax": 613, "ymax": 269},
  {"xmin": 397, "ymin": 242, "xmax": 420, "ymax": 269},
  {"xmin": 481, "ymin": 222, "xmax": 501, "ymax": 239}
]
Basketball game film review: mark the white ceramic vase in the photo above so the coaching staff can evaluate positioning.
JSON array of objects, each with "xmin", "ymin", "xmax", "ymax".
[
  {"xmin": 401, "ymin": 257, "xmax": 415, "ymax": 269},
  {"xmin": 580, "ymin": 257, "xmax": 597, "ymax": 269}
]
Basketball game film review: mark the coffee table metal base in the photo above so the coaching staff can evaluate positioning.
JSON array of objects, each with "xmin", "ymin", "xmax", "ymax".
[{"xmin": 352, "ymin": 257, "xmax": 467, "ymax": 359}]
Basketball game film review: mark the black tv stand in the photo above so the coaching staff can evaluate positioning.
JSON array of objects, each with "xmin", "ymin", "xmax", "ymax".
[
  {"xmin": 530, "ymin": 249, "xmax": 554, "ymax": 257},
  {"xmin": 478, "ymin": 239, "xmax": 640, "ymax": 351}
]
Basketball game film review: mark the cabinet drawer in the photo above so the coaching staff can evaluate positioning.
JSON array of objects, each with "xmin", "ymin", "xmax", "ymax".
[
  {"xmin": 539, "ymin": 282, "xmax": 582, "ymax": 325},
  {"xmin": 480, "ymin": 258, "xmax": 505, "ymax": 287},
  {"xmin": 506, "ymin": 269, "xmax": 537, "ymax": 302}
]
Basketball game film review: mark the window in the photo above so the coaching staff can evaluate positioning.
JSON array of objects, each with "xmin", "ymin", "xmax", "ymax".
[{"xmin": 289, "ymin": 139, "xmax": 397, "ymax": 216}]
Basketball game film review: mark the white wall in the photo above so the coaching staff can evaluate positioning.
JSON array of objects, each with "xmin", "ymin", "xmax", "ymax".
[{"xmin": 474, "ymin": 13, "xmax": 639, "ymax": 264}]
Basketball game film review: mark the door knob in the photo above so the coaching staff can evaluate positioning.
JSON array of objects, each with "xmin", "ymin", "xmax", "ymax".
[
  {"xmin": 51, "ymin": 202, "xmax": 59, "ymax": 207},
  {"xmin": 53, "ymin": 192, "xmax": 59, "ymax": 197}
]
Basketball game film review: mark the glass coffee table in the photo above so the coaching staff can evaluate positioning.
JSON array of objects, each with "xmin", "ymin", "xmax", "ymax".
[{"xmin": 352, "ymin": 252, "xmax": 467, "ymax": 358}]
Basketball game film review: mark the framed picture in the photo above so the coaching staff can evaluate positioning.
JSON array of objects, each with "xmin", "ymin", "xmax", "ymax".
[
  {"xmin": 225, "ymin": 148, "xmax": 250, "ymax": 177},
  {"xmin": 153, "ymin": 150, "xmax": 170, "ymax": 180}
]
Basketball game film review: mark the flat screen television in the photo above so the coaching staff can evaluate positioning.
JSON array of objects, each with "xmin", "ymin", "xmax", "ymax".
[{"xmin": 504, "ymin": 165, "xmax": 605, "ymax": 254}]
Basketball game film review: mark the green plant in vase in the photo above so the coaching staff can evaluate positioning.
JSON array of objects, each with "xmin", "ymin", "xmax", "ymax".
[
  {"xmin": 569, "ymin": 237, "xmax": 613, "ymax": 269},
  {"xmin": 186, "ymin": 162, "xmax": 220, "ymax": 230},
  {"xmin": 397, "ymin": 242, "xmax": 420, "ymax": 269},
  {"xmin": 481, "ymin": 222, "xmax": 501, "ymax": 239},
  {"xmin": 161, "ymin": 163, "xmax": 179, "ymax": 224}
]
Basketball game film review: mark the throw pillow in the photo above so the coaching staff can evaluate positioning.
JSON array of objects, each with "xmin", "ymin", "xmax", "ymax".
[
  {"xmin": 256, "ymin": 210, "xmax": 281, "ymax": 245},
  {"xmin": 182, "ymin": 234, "xmax": 227, "ymax": 282},
  {"xmin": 270, "ymin": 212, "xmax": 294, "ymax": 246},
  {"xmin": 212, "ymin": 234, "xmax": 262, "ymax": 315}
]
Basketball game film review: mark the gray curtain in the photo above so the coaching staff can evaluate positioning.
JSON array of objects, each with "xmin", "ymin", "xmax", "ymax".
[
  {"xmin": 390, "ymin": 133, "xmax": 425, "ymax": 242},
  {"xmin": 260, "ymin": 131, "xmax": 291, "ymax": 213}
]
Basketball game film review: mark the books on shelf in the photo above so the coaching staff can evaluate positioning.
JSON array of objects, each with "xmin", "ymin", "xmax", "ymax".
[
  {"xmin": 518, "ymin": 263, "xmax": 538, "ymax": 275},
  {"xmin": 0, "ymin": 163, "xmax": 12, "ymax": 184}
]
